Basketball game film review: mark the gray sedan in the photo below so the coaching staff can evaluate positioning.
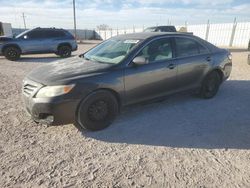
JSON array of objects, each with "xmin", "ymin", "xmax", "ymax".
[{"xmin": 23, "ymin": 32, "xmax": 232, "ymax": 131}]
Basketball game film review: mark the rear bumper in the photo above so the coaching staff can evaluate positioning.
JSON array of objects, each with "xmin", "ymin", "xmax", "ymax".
[
  {"xmin": 23, "ymin": 95, "xmax": 80, "ymax": 125},
  {"xmin": 0, "ymin": 45, "xmax": 3, "ymax": 55},
  {"xmin": 72, "ymin": 43, "xmax": 78, "ymax": 51},
  {"xmin": 222, "ymin": 60, "xmax": 232, "ymax": 81}
]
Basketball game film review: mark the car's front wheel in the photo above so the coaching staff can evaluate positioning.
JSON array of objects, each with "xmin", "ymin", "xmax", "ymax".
[
  {"xmin": 76, "ymin": 90, "xmax": 119, "ymax": 131},
  {"xmin": 3, "ymin": 46, "xmax": 21, "ymax": 61},
  {"xmin": 57, "ymin": 45, "xmax": 72, "ymax": 58},
  {"xmin": 199, "ymin": 71, "xmax": 221, "ymax": 99}
]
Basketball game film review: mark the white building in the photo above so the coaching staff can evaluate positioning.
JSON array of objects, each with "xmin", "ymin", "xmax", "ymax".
[{"xmin": 0, "ymin": 22, "xmax": 13, "ymax": 37}]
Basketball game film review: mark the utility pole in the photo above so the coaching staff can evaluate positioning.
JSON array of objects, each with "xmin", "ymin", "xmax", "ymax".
[
  {"xmin": 22, "ymin": 13, "xmax": 27, "ymax": 29},
  {"xmin": 73, "ymin": 0, "xmax": 77, "ymax": 39}
]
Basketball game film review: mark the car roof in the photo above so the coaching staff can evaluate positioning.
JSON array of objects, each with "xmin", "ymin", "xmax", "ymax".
[
  {"xmin": 113, "ymin": 32, "xmax": 194, "ymax": 40},
  {"xmin": 113, "ymin": 32, "xmax": 219, "ymax": 52},
  {"xmin": 147, "ymin": 25, "xmax": 176, "ymax": 29},
  {"xmin": 33, "ymin": 27, "xmax": 66, "ymax": 31}
]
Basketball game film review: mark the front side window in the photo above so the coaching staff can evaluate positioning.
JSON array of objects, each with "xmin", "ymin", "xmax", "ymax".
[
  {"xmin": 16, "ymin": 29, "xmax": 30, "ymax": 39},
  {"xmin": 136, "ymin": 38, "xmax": 173, "ymax": 63},
  {"xmin": 84, "ymin": 38, "xmax": 140, "ymax": 64},
  {"xmin": 27, "ymin": 30, "xmax": 44, "ymax": 39}
]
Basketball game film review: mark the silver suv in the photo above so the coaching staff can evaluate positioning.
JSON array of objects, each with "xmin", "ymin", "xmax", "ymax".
[{"xmin": 0, "ymin": 27, "xmax": 77, "ymax": 61}]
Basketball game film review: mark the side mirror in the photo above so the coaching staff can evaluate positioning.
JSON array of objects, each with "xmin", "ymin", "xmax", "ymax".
[{"xmin": 133, "ymin": 56, "xmax": 148, "ymax": 65}]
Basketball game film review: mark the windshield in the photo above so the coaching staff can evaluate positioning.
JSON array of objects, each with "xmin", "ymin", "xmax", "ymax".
[
  {"xmin": 144, "ymin": 27, "xmax": 156, "ymax": 32},
  {"xmin": 84, "ymin": 38, "xmax": 141, "ymax": 64}
]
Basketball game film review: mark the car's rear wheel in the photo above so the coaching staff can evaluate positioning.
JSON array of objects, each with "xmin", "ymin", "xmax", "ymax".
[
  {"xmin": 199, "ymin": 71, "xmax": 221, "ymax": 99},
  {"xmin": 3, "ymin": 46, "xmax": 21, "ymax": 61},
  {"xmin": 76, "ymin": 90, "xmax": 119, "ymax": 131},
  {"xmin": 57, "ymin": 45, "xmax": 72, "ymax": 58}
]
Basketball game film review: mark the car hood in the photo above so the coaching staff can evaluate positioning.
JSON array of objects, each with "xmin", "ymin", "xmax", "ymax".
[
  {"xmin": 0, "ymin": 36, "xmax": 14, "ymax": 42},
  {"xmin": 27, "ymin": 56, "xmax": 114, "ymax": 85}
]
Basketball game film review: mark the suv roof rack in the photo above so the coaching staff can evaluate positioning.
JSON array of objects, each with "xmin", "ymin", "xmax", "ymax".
[{"xmin": 34, "ymin": 27, "xmax": 63, "ymax": 30}]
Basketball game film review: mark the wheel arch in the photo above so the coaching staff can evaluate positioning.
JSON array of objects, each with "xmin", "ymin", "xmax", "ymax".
[
  {"xmin": 202, "ymin": 67, "xmax": 224, "ymax": 84},
  {"xmin": 210, "ymin": 68, "xmax": 224, "ymax": 83},
  {"xmin": 57, "ymin": 42, "xmax": 72, "ymax": 51},
  {"xmin": 75, "ymin": 88, "xmax": 122, "ymax": 123},
  {"xmin": 2, "ymin": 44, "xmax": 22, "ymax": 54}
]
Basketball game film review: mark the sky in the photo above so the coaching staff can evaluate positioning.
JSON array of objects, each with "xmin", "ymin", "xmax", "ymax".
[{"xmin": 0, "ymin": 0, "xmax": 250, "ymax": 29}]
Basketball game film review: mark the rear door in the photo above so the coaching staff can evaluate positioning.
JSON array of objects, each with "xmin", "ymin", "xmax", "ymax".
[
  {"xmin": 174, "ymin": 37, "xmax": 211, "ymax": 90},
  {"xmin": 124, "ymin": 37, "xmax": 178, "ymax": 104},
  {"xmin": 41, "ymin": 30, "xmax": 64, "ymax": 52}
]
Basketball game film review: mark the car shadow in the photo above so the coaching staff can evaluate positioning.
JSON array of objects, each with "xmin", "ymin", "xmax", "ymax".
[{"xmin": 83, "ymin": 80, "xmax": 250, "ymax": 150}]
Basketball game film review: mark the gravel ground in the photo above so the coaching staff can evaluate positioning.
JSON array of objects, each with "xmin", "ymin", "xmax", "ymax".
[{"xmin": 0, "ymin": 43, "xmax": 250, "ymax": 188}]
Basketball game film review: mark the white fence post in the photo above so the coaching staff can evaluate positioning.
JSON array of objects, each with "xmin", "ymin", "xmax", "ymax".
[
  {"xmin": 205, "ymin": 20, "xmax": 210, "ymax": 41},
  {"xmin": 229, "ymin": 18, "xmax": 237, "ymax": 47}
]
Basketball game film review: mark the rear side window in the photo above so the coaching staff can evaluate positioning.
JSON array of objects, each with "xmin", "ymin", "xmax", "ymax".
[
  {"xmin": 198, "ymin": 43, "xmax": 210, "ymax": 54},
  {"xmin": 175, "ymin": 37, "xmax": 209, "ymax": 57},
  {"xmin": 56, "ymin": 31, "xmax": 67, "ymax": 37},
  {"xmin": 44, "ymin": 30, "xmax": 65, "ymax": 38}
]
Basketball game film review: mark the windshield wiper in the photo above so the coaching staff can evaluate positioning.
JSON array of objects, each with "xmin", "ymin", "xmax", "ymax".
[{"xmin": 80, "ymin": 54, "xmax": 90, "ymax": 61}]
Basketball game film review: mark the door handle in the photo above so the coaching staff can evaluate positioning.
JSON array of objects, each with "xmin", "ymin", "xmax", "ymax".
[
  {"xmin": 168, "ymin": 63, "xmax": 175, "ymax": 69},
  {"xmin": 206, "ymin": 56, "xmax": 211, "ymax": 62}
]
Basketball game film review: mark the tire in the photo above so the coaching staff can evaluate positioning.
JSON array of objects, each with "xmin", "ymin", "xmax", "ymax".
[
  {"xmin": 199, "ymin": 71, "xmax": 221, "ymax": 99},
  {"xmin": 76, "ymin": 90, "xmax": 119, "ymax": 131},
  {"xmin": 3, "ymin": 46, "xmax": 21, "ymax": 61},
  {"xmin": 57, "ymin": 45, "xmax": 72, "ymax": 58}
]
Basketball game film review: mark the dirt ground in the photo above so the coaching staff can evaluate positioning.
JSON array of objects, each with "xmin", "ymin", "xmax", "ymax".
[{"xmin": 0, "ymin": 42, "xmax": 250, "ymax": 188}]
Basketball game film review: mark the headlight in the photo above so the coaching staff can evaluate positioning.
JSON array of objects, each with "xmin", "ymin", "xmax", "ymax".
[{"xmin": 36, "ymin": 84, "xmax": 75, "ymax": 98}]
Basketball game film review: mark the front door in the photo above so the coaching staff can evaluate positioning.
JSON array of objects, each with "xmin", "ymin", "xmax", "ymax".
[
  {"xmin": 20, "ymin": 30, "xmax": 47, "ymax": 53},
  {"xmin": 124, "ymin": 37, "xmax": 178, "ymax": 105}
]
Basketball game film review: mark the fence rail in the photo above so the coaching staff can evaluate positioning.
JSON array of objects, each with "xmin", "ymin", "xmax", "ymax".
[{"xmin": 96, "ymin": 21, "xmax": 250, "ymax": 48}]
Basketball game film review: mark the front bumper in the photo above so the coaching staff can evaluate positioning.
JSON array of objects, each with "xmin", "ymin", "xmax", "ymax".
[
  {"xmin": 22, "ymin": 79, "xmax": 80, "ymax": 125},
  {"xmin": 23, "ymin": 96, "xmax": 80, "ymax": 125}
]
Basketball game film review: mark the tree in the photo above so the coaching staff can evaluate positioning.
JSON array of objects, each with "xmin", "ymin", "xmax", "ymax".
[{"xmin": 96, "ymin": 24, "xmax": 110, "ymax": 31}]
